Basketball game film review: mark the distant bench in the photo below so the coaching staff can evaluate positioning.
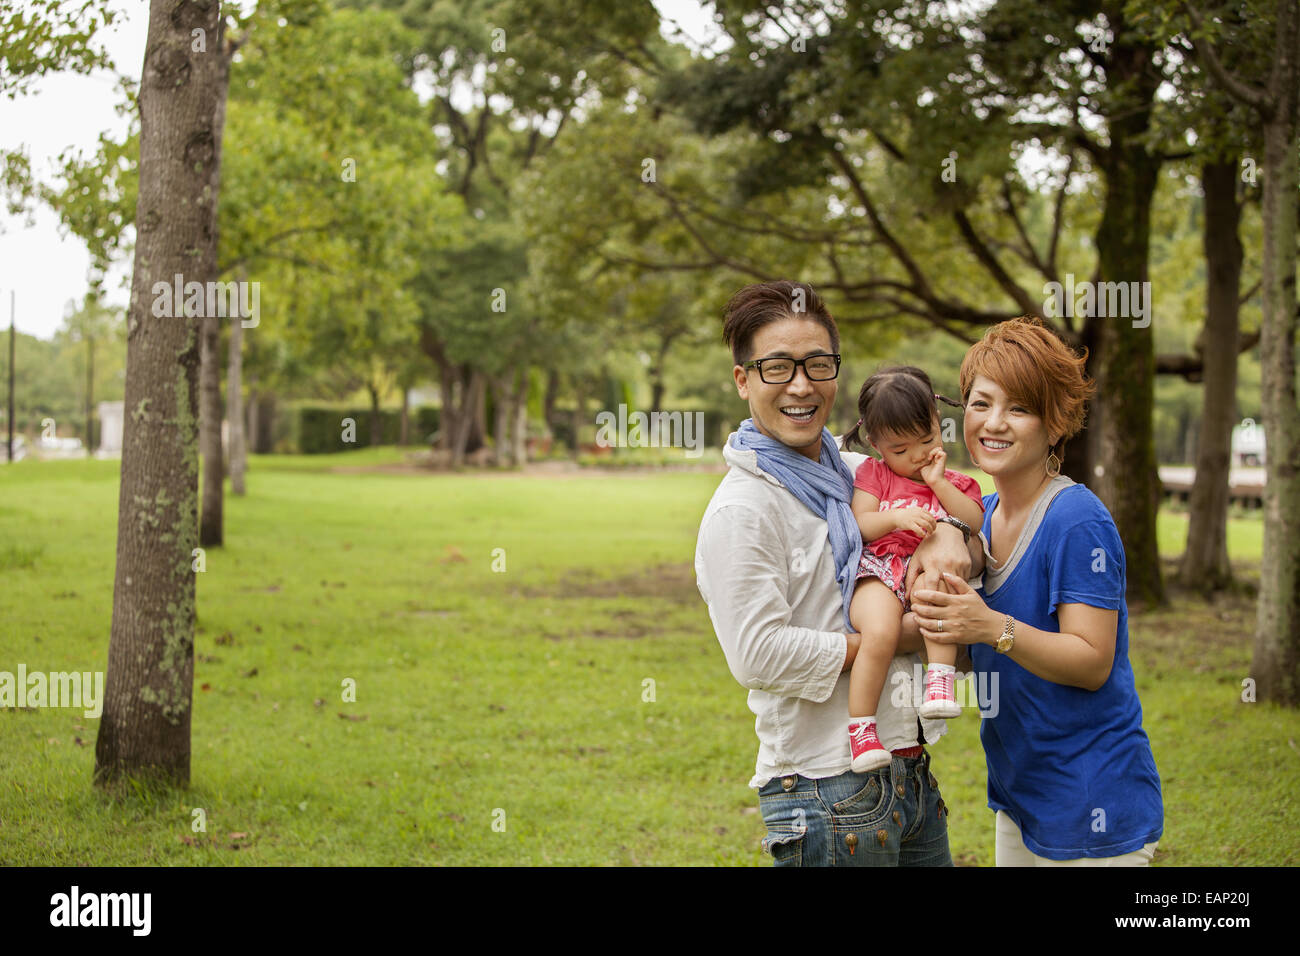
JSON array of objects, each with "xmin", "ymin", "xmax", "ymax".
[{"xmin": 1158, "ymin": 466, "xmax": 1265, "ymax": 508}]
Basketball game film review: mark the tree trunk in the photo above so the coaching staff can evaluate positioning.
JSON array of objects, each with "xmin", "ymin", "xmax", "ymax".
[
  {"xmin": 246, "ymin": 370, "xmax": 259, "ymax": 455},
  {"xmin": 227, "ymin": 302, "xmax": 246, "ymax": 497},
  {"xmin": 95, "ymin": 0, "xmax": 223, "ymax": 787},
  {"xmin": 570, "ymin": 382, "xmax": 585, "ymax": 460},
  {"xmin": 451, "ymin": 371, "xmax": 484, "ymax": 466},
  {"xmin": 438, "ymin": 368, "xmax": 456, "ymax": 451},
  {"xmin": 492, "ymin": 372, "xmax": 511, "ymax": 467},
  {"xmin": 418, "ymin": 326, "xmax": 456, "ymax": 451},
  {"xmin": 399, "ymin": 387, "xmax": 409, "ymax": 446},
  {"xmin": 1061, "ymin": 318, "xmax": 1100, "ymax": 487},
  {"xmin": 1088, "ymin": 18, "xmax": 1164, "ymax": 607},
  {"xmin": 511, "ymin": 365, "xmax": 528, "ymax": 465},
  {"xmin": 469, "ymin": 366, "xmax": 486, "ymax": 453},
  {"xmin": 1178, "ymin": 159, "xmax": 1241, "ymax": 591},
  {"xmin": 543, "ymin": 368, "xmax": 560, "ymax": 437},
  {"xmin": 367, "ymin": 382, "xmax": 382, "ymax": 447},
  {"xmin": 1250, "ymin": 1, "xmax": 1300, "ymax": 704},
  {"xmin": 198, "ymin": 314, "xmax": 223, "ymax": 544},
  {"xmin": 197, "ymin": 27, "xmax": 232, "ymax": 549},
  {"xmin": 250, "ymin": 389, "xmax": 275, "ymax": 453}
]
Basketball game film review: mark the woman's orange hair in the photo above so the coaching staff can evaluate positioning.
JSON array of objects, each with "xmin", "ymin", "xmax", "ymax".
[{"xmin": 958, "ymin": 317, "xmax": 1095, "ymax": 452}]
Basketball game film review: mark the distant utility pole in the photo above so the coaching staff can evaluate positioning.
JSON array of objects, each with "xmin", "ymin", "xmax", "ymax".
[
  {"xmin": 7, "ymin": 290, "xmax": 13, "ymax": 463},
  {"xmin": 85, "ymin": 327, "xmax": 95, "ymax": 456}
]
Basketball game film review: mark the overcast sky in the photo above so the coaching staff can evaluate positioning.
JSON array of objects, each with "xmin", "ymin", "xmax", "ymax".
[{"xmin": 0, "ymin": 0, "xmax": 724, "ymax": 341}]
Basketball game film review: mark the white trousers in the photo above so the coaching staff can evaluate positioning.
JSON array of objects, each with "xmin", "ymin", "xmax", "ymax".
[{"xmin": 995, "ymin": 810, "xmax": 1158, "ymax": 867}]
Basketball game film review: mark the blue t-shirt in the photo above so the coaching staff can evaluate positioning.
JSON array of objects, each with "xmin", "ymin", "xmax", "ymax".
[{"xmin": 972, "ymin": 482, "xmax": 1163, "ymax": 859}]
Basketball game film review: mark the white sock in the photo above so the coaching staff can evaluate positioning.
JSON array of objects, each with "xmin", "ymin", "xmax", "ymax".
[
  {"xmin": 927, "ymin": 663, "xmax": 956, "ymax": 677},
  {"xmin": 849, "ymin": 716, "xmax": 876, "ymax": 729}
]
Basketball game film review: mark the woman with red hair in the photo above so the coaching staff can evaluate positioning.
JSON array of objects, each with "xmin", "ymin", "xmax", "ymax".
[{"xmin": 909, "ymin": 317, "xmax": 1163, "ymax": 866}]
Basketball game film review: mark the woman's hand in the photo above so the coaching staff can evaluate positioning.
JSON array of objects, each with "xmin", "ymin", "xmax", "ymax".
[{"xmin": 910, "ymin": 571, "xmax": 1001, "ymax": 646}]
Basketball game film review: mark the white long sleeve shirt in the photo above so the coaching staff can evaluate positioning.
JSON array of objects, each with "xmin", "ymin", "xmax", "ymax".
[{"xmin": 695, "ymin": 436, "xmax": 947, "ymax": 789}]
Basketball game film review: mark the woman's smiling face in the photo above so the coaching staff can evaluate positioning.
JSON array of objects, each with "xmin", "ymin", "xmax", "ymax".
[{"xmin": 963, "ymin": 375, "xmax": 1054, "ymax": 478}]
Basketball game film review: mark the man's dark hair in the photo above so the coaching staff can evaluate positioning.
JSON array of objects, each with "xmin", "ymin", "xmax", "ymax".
[{"xmin": 722, "ymin": 280, "xmax": 839, "ymax": 366}]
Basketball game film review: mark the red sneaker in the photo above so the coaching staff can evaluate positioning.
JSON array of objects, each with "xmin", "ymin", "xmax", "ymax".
[
  {"xmin": 920, "ymin": 669, "xmax": 962, "ymax": 719},
  {"xmin": 848, "ymin": 720, "xmax": 892, "ymax": 772}
]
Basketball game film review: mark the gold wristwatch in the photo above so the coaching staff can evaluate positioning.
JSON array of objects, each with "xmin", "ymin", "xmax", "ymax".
[{"xmin": 995, "ymin": 615, "xmax": 1016, "ymax": 653}]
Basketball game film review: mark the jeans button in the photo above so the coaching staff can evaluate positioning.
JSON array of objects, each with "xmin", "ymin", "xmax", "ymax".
[
  {"xmin": 782, "ymin": 776, "xmax": 797, "ymax": 792},
  {"xmin": 895, "ymin": 782, "xmax": 906, "ymax": 797}
]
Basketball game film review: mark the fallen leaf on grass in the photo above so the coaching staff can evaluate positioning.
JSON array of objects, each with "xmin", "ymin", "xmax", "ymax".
[
  {"xmin": 438, "ymin": 545, "xmax": 467, "ymax": 564},
  {"xmin": 338, "ymin": 712, "xmax": 368, "ymax": 722},
  {"xmin": 243, "ymin": 668, "xmax": 258, "ymax": 678}
]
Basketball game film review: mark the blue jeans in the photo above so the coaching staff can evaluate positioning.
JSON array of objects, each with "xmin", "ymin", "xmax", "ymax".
[{"xmin": 757, "ymin": 749, "xmax": 952, "ymax": 866}]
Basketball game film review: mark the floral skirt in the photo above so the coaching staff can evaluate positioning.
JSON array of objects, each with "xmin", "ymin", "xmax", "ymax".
[{"xmin": 855, "ymin": 549, "xmax": 910, "ymax": 608}]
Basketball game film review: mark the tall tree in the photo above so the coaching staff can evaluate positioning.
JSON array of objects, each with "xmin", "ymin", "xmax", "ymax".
[
  {"xmin": 199, "ymin": 10, "xmax": 241, "ymax": 547},
  {"xmin": 95, "ymin": 0, "xmax": 223, "ymax": 786},
  {"xmin": 1188, "ymin": 0, "xmax": 1300, "ymax": 703},
  {"xmin": 545, "ymin": 1, "xmax": 1177, "ymax": 601}
]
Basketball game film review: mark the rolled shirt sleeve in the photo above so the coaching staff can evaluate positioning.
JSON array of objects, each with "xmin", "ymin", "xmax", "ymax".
[{"xmin": 696, "ymin": 503, "xmax": 847, "ymax": 702}]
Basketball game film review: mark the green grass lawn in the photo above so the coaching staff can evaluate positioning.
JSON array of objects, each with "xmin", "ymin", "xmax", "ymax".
[{"xmin": 0, "ymin": 450, "xmax": 1295, "ymax": 865}]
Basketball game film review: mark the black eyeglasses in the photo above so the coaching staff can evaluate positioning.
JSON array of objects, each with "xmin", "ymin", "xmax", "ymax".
[{"xmin": 743, "ymin": 353, "xmax": 841, "ymax": 384}]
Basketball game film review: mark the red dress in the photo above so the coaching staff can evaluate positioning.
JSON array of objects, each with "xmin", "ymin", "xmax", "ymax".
[{"xmin": 852, "ymin": 457, "xmax": 983, "ymax": 606}]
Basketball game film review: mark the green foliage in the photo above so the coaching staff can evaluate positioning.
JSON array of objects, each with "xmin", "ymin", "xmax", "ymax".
[
  {"xmin": 289, "ymin": 403, "xmax": 439, "ymax": 453},
  {"xmin": 0, "ymin": 0, "xmax": 118, "ymax": 99}
]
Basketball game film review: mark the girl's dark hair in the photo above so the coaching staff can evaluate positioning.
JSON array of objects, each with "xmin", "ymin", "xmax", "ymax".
[{"xmin": 840, "ymin": 366, "xmax": 962, "ymax": 454}]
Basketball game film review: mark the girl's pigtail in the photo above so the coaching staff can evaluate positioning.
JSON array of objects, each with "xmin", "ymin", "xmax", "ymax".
[
  {"xmin": 934, "ymin": 393, "xmax": 963, "ymax": 409},
  {"xmin": 840, "ymin": 417, "xmax": 867, "ymax": 453}
]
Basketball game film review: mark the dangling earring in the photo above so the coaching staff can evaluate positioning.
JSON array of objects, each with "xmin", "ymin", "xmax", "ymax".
[{"xmin": 1046, "ymin": 442, "xmax": 1061, "ymax": 479}]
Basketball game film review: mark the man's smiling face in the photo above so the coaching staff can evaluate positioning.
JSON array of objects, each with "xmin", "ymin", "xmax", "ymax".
[{"xmin": 733, "ymin": 317, "xmax": 838, "ymax": 461}]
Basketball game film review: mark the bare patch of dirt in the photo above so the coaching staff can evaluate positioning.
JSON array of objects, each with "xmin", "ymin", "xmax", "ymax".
[
  {"xmin": 329, "ymin": 454, "xmax": 724, "ymax": 478},
  {"xmin": 1128, "ymin": 588, "xmax": 1256, "ymax": 674},
  {"xmin": 516, "ymin": 562, "xmax": 700, "ymax": 604}
]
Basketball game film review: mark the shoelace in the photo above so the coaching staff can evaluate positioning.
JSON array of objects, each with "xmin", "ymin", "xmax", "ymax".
[
  {"xmin": 926, "ymin": 672, "xmax": 954, "ymax": 700},
  {"xmin": 849, "ymin": 722, "xmax": 879, "ymax": 748}
]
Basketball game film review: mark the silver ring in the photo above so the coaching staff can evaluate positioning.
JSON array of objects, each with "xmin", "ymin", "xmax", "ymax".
[{"xmin": 937, "ymin": 620, "xmax": 944, "ymax": 631}]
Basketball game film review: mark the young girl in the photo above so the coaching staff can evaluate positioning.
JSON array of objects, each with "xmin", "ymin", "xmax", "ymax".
[{"xmin": 841, "ymin": 366, "xmax": 986, "ymax": 772}]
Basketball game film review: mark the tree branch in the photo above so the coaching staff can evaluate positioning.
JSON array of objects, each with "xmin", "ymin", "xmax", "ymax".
[
  {"xmin": 1182, "ymin": 4, "xmax": 1274, "ymax": 116},
  {"xmin": 951, "ymin": 208, "xmax": 1041, "ymax": 316}
]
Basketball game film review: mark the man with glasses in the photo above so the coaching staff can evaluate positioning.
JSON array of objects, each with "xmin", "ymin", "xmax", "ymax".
[{"xmin": 695, "ymin": 280, "xmax": 981, "ymax": 866}]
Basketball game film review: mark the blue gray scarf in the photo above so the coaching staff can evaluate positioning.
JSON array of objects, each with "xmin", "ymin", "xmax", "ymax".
[{"xmin": 729, "ymin": 419, "xmax": 859, "ymax": 630}]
